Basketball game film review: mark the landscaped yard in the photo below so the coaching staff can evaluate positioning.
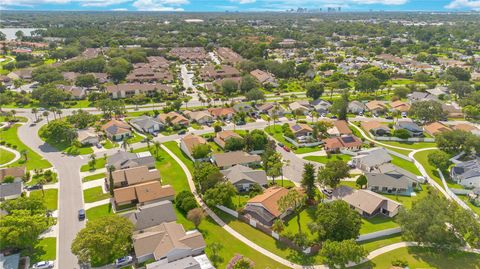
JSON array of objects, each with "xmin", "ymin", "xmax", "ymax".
[
  {"xmin": 83, "ymin": 186, "xmax": 110, "ymax": 203},
  {"xmin": 390, "ymin": 154, "xmax": 421, "ymax": 176},
  {"xmin": 0, "ymin": 147, "xmax": 15, "ymax": 165},
  {"xmin": 0, "ymin": 124, "xmax": 52, "ymax": 170},
  {"xmin": 359, "ymin": 234, "xmax": 403, "ymax": 253},
  {"xmin": 304, "ymin": 154, "xmax": 352, "ymax": 164},
  {"xmin": 27, "ymin": 172, "xmax": 58, "ymax": 186},
  {"xmin": 30, "ymin": 189, "xmax": 58, "ymax": 211},
  {"xmin": 265, "ymin": 125, "xmax": 295, "ymax": 147},
  {"xmin": 82, "ymin": 173, "xmax": 105, "ymax": 182},
  {"xmin": 29, "ymin": 237, "xmax": 56, "ymax": 264},
  {"xmin": 352, "ymin": 246, "xmax": 480, "ymax": 269},
  {"xmin": 127, "ymin": 132, "xmax": 144, "ymax": 144},
  {"xmin": 38, "ymin": 124, "xmax": 93, "ymax": 155},
  {"xmin": 294, "ymin": 146, "xmax": 322, "ymax": 154},
  {"xmin": 283, "ymin": 206, "xmax": 318, "ymax": 242},
  {"xmin": 80, "ymin": 157, "xmax": 106, "ymax": 172},
  {"xmin": 360, "ymin": 215, "xmax": 399, "ymax": 234},
  {"xmin": 382, "ymin": 185, "xmax": 429, "ymax": 209},
  {"xmin": 155, "ymin": 142, "xmax": 192, "ymax": 192},
  {"xmin": 268, "ymin": 179, "xmax": 297, "ymax": 188},
  {"xmin": 102, "ymin": 139, "xmax": 118, "ymax": 149},
  {"xmin": 86, "ymin": 203, "xmax": 113, "ymax": 221}
]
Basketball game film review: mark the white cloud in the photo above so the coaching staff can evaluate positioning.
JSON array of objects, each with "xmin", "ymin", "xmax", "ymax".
[
  {"xmin": 132, "ymin": 0, "xmax": 188, "ymax": 11},
  {"xmin": 445, "ymin": 0, "xmax": 480, "ymax": 9},
  {"xmin": 112, "ymin": 7, "xmax": 128, "ymax": 10},
  {"xmin": 231, "ymin": 0, "xmax": 256, "ymax": 4},
  {"xmin": 80, "ymin": 0, "xmax": 131, "ymax": 7}
]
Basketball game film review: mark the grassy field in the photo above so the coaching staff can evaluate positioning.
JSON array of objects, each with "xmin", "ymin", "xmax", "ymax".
[
  {"xmin": 304, "ymin": 154, "xmax": 352, "ymax": 164},
  {"xmin": 154, "ymin": 143, "xmax": 191, "ymax": 193},
  {"xmin": 0, "ymin": 147, "xmax": 16, "ymax": 165},
  {"xmin": 80, "ymin": 157, "xmax": 106, "ymax": 172},
  {"xmin": 360, "ymin": 216, "xmax": 399, "ymax": 234},
  {"xmin": 83, "ymin": 186, "xmax": 110, "ymax": 203},
  {"xmin": 82, "ymin": 173, "xmax": 105, "ymax": 182},
  {"xmin": 283, "ymin": 206, "xmax": 318, "ymax": 242},
  {"xmin": 30, "ymin": 189, "xmax": 58, "ymax": 211},
  {"xmin": 86, "ymin": 203, "xmax": 113, "ymax": 221},
  {"xmin": 380, "ymin": 141, "xmax": 436, "ymax": 150},
  {"xmin": 352, "ymin": 246, "xmax": 480, "ymax": 269},
  {"xmin": 359, "ymin": 234, "xmax": 403, "ymax": 253},
  {"xmin": 0, "ymin": 124, "xmax": 52, "ymax": 170},
  {"xmin": 30, "ymin": 237, "xmax": 57, "ymax": 264},
  {"xmin": 390, "ymin": 154, "xmax": 421, "ymax": 176},
  {"xmin": 268, "ymin": 179, "xmax": 297, "ymax": 188}
]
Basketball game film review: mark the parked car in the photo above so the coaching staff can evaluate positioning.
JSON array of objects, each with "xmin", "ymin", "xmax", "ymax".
[
  {"xmin": 177, "ymin": 130, "xmax": 186, "ymax": 135},
  {"xmin": 95, "ymin": 143, "xmax": 102, "ymax": 149},
  {"xmin": 32, "ymin": 261, "xmax": 54, "ymax": 269},
  {"xmin": 330, "ymin": 115, "xmax": 337, "ymax": 119},
  {"xmin": 385, "ymin": 115, "xmax": 393, "ymax": 119},
  {"xmin": 114, "ymin": 256, "xmax": 133, "ymax": 268},
  {"xmin": 25, "ymin": 184, "xmax": 42, "ymax": 191},
  {"xmin": 283, "ymin": 146, "xmax": 291, "ymax": 152},
  {"xmin": 78, "ymin": 209, "xmax": 86, "ymax": 221},
  {"xmin": 277, "ymin": 142, "xmax": 284, "ymax": 148},
  {"xmin": 401, "ymin": 112, "xmax": 407, "ymax": 118}
]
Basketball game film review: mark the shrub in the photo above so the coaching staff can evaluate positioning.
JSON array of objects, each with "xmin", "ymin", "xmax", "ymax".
[
  {"xmin": 175, "ymin": 190, "xmax": 198, "ymax": 213},
  {"xmin": 393, "ymin": 129, "xmax": 410, "ymax": 139}
]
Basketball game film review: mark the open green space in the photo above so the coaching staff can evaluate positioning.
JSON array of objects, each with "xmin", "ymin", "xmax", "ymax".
[
  {"xmin": 360, "ymin": 215, "xmax": 399, "ymax": 234},
  {"xmin": 154, "ymin": 143, "xmax": 191, "ymax": 193},
  {"xmin": 380, "ymin": 141, "xmax": 436, "ymax": 150},
  {"xmin": 86, "ymin": 203, "xmax": 113, "ymax": 221},
  {"xmin": 30, "ymin": 189, "xmax": 58, "ymax": 211},
  {"xmin": 0, "ymin": 124, "xmax": 52, "ymax": 170},
  {"xmin": 0, "ymin": 147, "xmax": 16, "ymax": 165},
  {"xmin": 283, "ymin": 206, "xmax": 318, "ymax": 242},
  {"xmin": 126, "ymin": 132, "xmax": 144, "ymax": 144},
  {"xmin": 390, "ymin": 154, "xmax": 420, "ymax": 176},
  {"xmin": 359, "ymin": 234, "xmax": 403, "ymax": 253},
  {"xmin": 352, "ymin": 246, "xmax": 480, "ymax": 269},
  {"xmin": 413, "ymin": 149, "xmax": 463, "ymax": 189},
  {"xmin": 29, "ymin": 237, "xmax": 57, "ymax": 264},
  {"xmin": 304, "ymin": 154, "xmax": 352, "ymax": 164},
  {"xmin": 83, "ymin": 186, "xmax": 110, "ymax": 203},
  {"xmin": 82, "ymin": 173, "xmax": 105, "ymax": 182},
  {"xmin": 294, "ymin": 146, "xmax": 322, "ymax": 154}
]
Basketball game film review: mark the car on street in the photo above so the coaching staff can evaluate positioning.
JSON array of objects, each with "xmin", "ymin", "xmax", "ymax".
[
  {"xmin": 277, "ymin": 142, "xmax": 284, "ymax": 148},
  {"xmin": 32, "ymin": 261, "xmax": 54, "ymax": 269},
  {"xmin": 283, "ymin": 146, "xmax": 291, "ymax": 152},
  {"xmin": 114, "ymin": 256, "xmax": 133, "ymax": 267},
  {"xmin": 78, "ymin": 209, "xmax": 86, "ymax": 221},
  {"xmin": 330, "ymin": 115, "xmax": 337, "ymax": 119}
]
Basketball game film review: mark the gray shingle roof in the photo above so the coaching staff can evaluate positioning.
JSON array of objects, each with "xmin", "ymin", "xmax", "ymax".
[
  {"xmin": 221, "ymin": 165, "xmax": 268, "ymax": 186},
  {"xmin": 125, "ymin": 200, "xmax": 177, "ymax": 230}
]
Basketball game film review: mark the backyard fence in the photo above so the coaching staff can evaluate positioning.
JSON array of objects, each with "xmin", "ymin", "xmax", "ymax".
[
  {"xmin": 356, "ymin": 227, "xmax": 402, "ymax": 242},
  {"xmin": 372, "ymin": 136, "xmax": 435, "ymax": 142},
  {"xmin": 385, "ymin": 148, "xmax": 414, "ymax": 162},
  {"xmin": 283, "ymin": 135, "xmax": 323, "ymax": 148}
]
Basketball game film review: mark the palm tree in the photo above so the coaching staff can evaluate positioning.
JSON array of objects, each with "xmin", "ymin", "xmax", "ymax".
[
  {"xmin": 42, "ymin": 111, "xmax": 50, "ymax": 123},
  {"xmin": 107, "ymin": 165, "xmax": 115, "ymax": 195},
  {"xmin": 145, "ymin": 134, "xmax": 153, "ymax": 148},
  {"xmin": 38, "ymin": 177, "xmax": 47, "ymax": 197},
  {"xmin": 31, "ymin": 108, "xmax": 38, "ymax": 122},
  {"xmin": 20, "ymin": 150, "xmax": 28, "ymax": 163},
  {"xmin": 154, "ymin": 141, "xmax": 161, "ymax": 157},
  {"xmin": 272, "ymin": 111, "xmax": 279, "ymax": 130},
  {"xmin": 11, "ymin": 110, "xmax": 16, "ymax": 120},
  {"xmin": 89, "ymin": 154, "xmax": 97, "ymax": 168},
  {"xmin": 50, "ymin": 107, "xmax": 57, "ymax": 120},
  {"xmin": 57, "ymin": 109, "xmax": 63, "ymax": 119},
  {"xmin": 121, "ymin": 137, "xmax": 130, "ymax": 152},
  {"xmin": 311, "ymin": 111, "xmax": 319, "ymax": 124}
]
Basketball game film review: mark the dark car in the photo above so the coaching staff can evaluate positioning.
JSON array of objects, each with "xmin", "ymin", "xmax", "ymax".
[
  {"xmin": 78, "ymin": 209, "xmax": 86, "ymax": 221},
  {"xmin": 25, "ymin": 184, "xmax": 42, "ymax": 191},
  {"xmin": 177, "ymin": 130, "xmax": 187, "ymax": 135},
  {"xmin": 330, "ymin": 115, "xmax": 337, "ymax": 119},
  {"xmin": 277, "ymin": 142, "xmax": 284, "ymax": 148}
]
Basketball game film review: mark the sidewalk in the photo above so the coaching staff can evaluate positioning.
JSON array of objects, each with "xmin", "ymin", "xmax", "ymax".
[{"xmin": 84, "ymin": 198, "xmax": 110, "ymax": 210}]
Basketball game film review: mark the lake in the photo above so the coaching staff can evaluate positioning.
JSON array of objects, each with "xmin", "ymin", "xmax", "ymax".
[{"xmin": 0, "ymin": 28, "xmax": 43, "ymax": 40}]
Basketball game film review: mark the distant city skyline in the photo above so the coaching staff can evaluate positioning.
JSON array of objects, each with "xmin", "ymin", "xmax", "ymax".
[{"xmin": 1, "ymin": 0, "xmax": 480, "ymax": 13}]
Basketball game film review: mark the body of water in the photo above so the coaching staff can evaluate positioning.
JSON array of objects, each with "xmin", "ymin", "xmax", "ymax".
[{"xmin": 0, "ymin": 28, "xmax": 42, "ymax": 40}]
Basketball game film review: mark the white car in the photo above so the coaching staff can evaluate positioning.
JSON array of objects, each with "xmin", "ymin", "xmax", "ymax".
[
  {"xmin": 114, "ymin": 256, "xmax": 133, "ymax": 267},
  {"xmin": 32, "ymin": 261, "xmax": 54, "ymax": 269}
]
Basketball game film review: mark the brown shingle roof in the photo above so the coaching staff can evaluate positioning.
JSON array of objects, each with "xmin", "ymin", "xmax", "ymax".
[
  {"xmin": 424, "ymin": 122, "xmax": 451, "ymax": 136},
  {"xmin": 111, "ymin": 166, "xmax": 160, "ymax": 186},
  {"xmin": 247, "ymin": 186, "xmax": 289, "ymax": 217},
  {"xmin": 114, "ymin": 181, "xmax": 174, "ymax": 204}
]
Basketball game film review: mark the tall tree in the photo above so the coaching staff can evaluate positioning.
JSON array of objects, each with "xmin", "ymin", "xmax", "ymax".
[
  {"xmin": 301, "ymin": 163, "xmax": 316, "ymax": 201},
  {"xmin": 278, "ymin": 189, "xmax": 305, "ymax": 234},
  {"xmin": 317, "ymin": 160, "xmax": 350, "ymax": 189},
  {"xmin": 320, "ymin": 239, "xmax": 367, "ymax": 269},
  {"xmin": 314, "ymin": 200, "xmax": 362, "ymax": 242}
]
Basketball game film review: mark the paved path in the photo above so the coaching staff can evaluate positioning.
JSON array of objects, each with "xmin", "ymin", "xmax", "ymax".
[{"xmin": 0, "ymin": 145, "xmax": 21, "ymax": 167}]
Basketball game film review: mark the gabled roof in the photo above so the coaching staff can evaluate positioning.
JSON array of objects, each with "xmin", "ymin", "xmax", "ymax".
[
  {"xmin": 333, "ymin": 186, "xmax": 402, "ymax": 215},
  {"xmin": 207, "ymin": 107, "xmax": 235, "ymax": 117},
  {"xmin": 0, "ymin": 180, "xmax": 22, "ymax": 198},
  {"xmin": 181, "ymin": 134, "xmax": 208, "ymax": 154},
  {"xmin": 111, "ymin": 166, "xmax": 160, "ymax": 186},
  {"xmin": 396, "ymin": 120, "xmax": 422, "ymax": 132},
  {"xmin": 0, "ymin": 167, "xmax": 26, "ymax": 181},
  {"xmin": 289, "ymin": 123, "xmax": 313, "ymax": 134},
  {"xmin": 212, "ymin": 151, "xmax": 261, "ymax": 168},
  {"xmin": 424, "ymin": 122, "xmax": 451, "ymax": 136},
  {"xmin": 366, "ymin": 100, "xmax": 387, "ymax": 111},
  {"xmin": 361, "ymin": 120, "xmax": 390, "ymax": 133},
  {"xmin": 221, "ymin": 164, "xmax": 268, "ymax": 186},
  {"xmin": 130, "ymin": 115, "xmax": 163, "ymax": 130},
  {"xmin": 366, "ymin": 163, "xmax": 419, "ymax": 189},
  {"xmin": 452, "ymin": 159, "xmax": 480, "ymax": 182},
  {"xmin": 107, "ymin": 151, "xmax": 155, "ymax": 170},
  {"xmin": 247, "ymin": 186, "xmax": 290, "ymax": 217},
  {"xmin": 126, "ymin": 200, "xmax": 177, "ymax": 230},
  {"xmin": 114, "ymin": 181, "xmax": 174, "ymax": 204},
  {"xmin": 333, "ymin": 120, "xmax": 352, "ymax": 135},
  {"xmin": 101, "ymin": 120, "xmax": 131, "ymax": 135},
  {"xmin": 352, "ymin": 147, "xmax": 392, "ymax": 168}
]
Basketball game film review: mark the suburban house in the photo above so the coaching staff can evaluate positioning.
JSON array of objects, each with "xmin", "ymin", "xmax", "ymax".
[
  {"xmin": 125, "ymin": 200, "xmax": 177, "ymax": 230},
  {"xmin": 113, "ymin": 180, "xmax": 175, "ymax": 207},
  {"xmin": 106, "ymin": 83, "xmax": 173, "ymax": 99},
  {"xmin": 408, "ymin": 91, "xmax": 438, "ymax": 103},
  {"xmin": 288, "ymin": 101, "xmax": 311, "ymax": 115},
  {"xmin": 108, "ymin": 166, "xmax": 160, "ymax": 188},
  {"xmin": 214, "ymin": 130, "xmax": 243, "ymax": 149},
  {"xmin": 311, "ymin": 99, "xmax": 332, "ymax": 114},
  {"xmin": 212, "ymin": 151, "xmax": 261, "ymax": 169},
  {"xmin": 323, "ymin": 135, "xmax": 363, "ymax": 153},
  {"xmin": 0, "ymin": 167, "xmax": 26, "ymax": 181},
  {"xmin": 169, "ymin": 47, "xmax": 208, "ymax": 62},
  {"xmin": 451, "ymin": 159, "xmax": 480, "ymax": 188},
  {"xmin": 348, "ymin": 101, "xmax": 367, "ymax": 114},
  {"xmin": 332, "ymin": 186, "xmax": 402, "ymax": 218},
  {"xmin": 366, "ymin": 101, "xmax": 387, "ymax": 115},
  {"xmin": 199, "ymin": 65, "xmax": 241, "ymax": 81},
  {"xmin": 132, "ymin": 221, "xmax": 206, "ymax": 263},
  {"xmin": 77, "ymin": 128, "xmax": 100, "ymax": 146},
  {"xmin": 361, "ymin": 121, "xmax": 391, "ymax": 136},
  {"xmin": 327, "ymin": 120, "xmax": 352, "ymax": 136},
  {"xmin": 289, "ymin": 123, "xmax": 313, "ymax": 140},
  {"xmin": 101, "ymin": 119, "xmax": 132, "ymax": 141},
  {"xmin": 7, "ymin": 69, "xmax": 32, "ymax": 80},
  {"xmin": 390, "ymin": 100, "xmax": 411, "ymax": 113},
  {"xmin": 216, "ymin": 47, "xmax": 243, "ymax": 64},
  {"xmin": 423, "ymin": 122, "xmax": 452, "ymax": 136},
  {"xmin": 0, "ymin": 179, "xmax": 23, "ymax": 201},
  {"xmin": 244, "ymin": 186, "xmax": 299, "ymax": 226},
  {"xmin": 221, "ymin": 164, "xmax": 268, "ymax": 192},
  {"xmin": 145, "ymin": 256, "xmax": 205, "ymax": 269},
  {"xmin": 183, "ymin": 110, "xmax": 213, "ymax": 124},
  {"xmin": 365, "ymin": 163, "xmax": 420, "ymax": 194},
  {"xmin": 107, "ymin": 151, "xmax": 156, "ymax": 170},
  {"xmin": 250, "ymin": 69, "xmax": 278, "ymax": 86},
  {"xmin": 233, "ymin": 103, "xmax": 256, "ymax": 116},
  {"xmin": 126, "ymin": 67, "xmax": 173, "ymax": 83},
  {"xmin": 180, "ymin": 134, "xmax": 208, "ymax": 161},
  {"xmin": 394, "ymin": 120, "xmax": 423, "ymax": 137},
  {"xmin": 442, "ymin": 103, "xmax": 463, "ymax": 118},
  {"xmin": 158, "ymin": 112, "xmax": 189, "ymax": 127},
  {"xmin": 207, "ymin": 107, "xmax": 235, "ymax": 120},
  {"xmin": 130, "ymin": 116, "xmax": 164, "ymax": 134},
  {"xmin": 256, "ymin": 103, "xmax": 285, "ymax": 117},
  {"xmin": 351, "ymin": 147, "xmax": 392, "ymax": 172}
]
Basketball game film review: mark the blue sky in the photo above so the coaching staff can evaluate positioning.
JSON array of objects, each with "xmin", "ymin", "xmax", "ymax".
[{"xmin": 1, "ymin": 0, "xmax": 480, "ymax": 12}]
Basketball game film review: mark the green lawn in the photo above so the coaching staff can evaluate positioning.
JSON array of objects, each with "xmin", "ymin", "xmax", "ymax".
[
  {"xmin": 283, "ymin": 206, "xmax": 318, "ymax": 242},
  {"xmin": 80, "ymin": 157, "xmax": 106, "ymax": 172},
  {"xmin": 382, "ymin": 185, "xmax": 429, "ymax": 209},
  {"xmin": 359, "ymin": 234, "xmax": 403, "ymax": 253},
  {"xmin": 38, "ymin": 124, "xmax": 93, "ymax": 156},
  {"xmin": 86, "ymin": 203, "xmax": 113, "ymax": 221},
  {"xmin": 360, "ymin": 215, "xmax": 399, "ymax": 234},
  {"xmin": 457, "ymin": 195, "xmax": 480, "ymax": 216},
  {"xmin": 294, "ymin": 146, "xmax": 322, "ymax": 154},
  {"xmin": 0, "ymin": 147, "xmax": 15, "ymax": 165},
  {"xmin": 163, "ymin": 141, "xmax": 194, "ymax": 172},
  {"xmin": 352, "ymin": 246, "xmax": 480, "ymax": 269},
  {"xmin": 30, "ymin": 237, "xmax": 56, "ymax": 264},
  {"xmin": 127, "ymin": 132, "xmax": 144, "ymax": 144},
  {"xmin": 83, "ymin": 186, "xmax": 110, "ymax": 203},
  {"xmin": 0, "ymin": 124, "xmax": 52, "ymax": 170},
  {"xmin": 381, "ymin": 141, "xmax": 436, "ymax": 150},
  {"xmin": 390, "ymin": 154, "xmax": 420, "ymax": 176},
  {"xmin": 27, "ymin": 172, "xmax": 58, "ymax": 186},
  {"xmin": 412, "ymin": 150, "xmax": 463, "ymax": 189},
  {"xmin": 265, "ymin": 125, "xmax": 295, "ymax": 148},
  {"xmin": 268, "ymin": 179, "xmax": 297, "ymax": 188},
  {"xmin": 304, "ymin": 154, "xmax": 352, "ymax": 164},
  {"xmin": 82, "ymin": 173, "xmax": 105, "ymax": 182},
  {"xmin": 102, "ymin": 139, "xmax": 118, "ymax": 149},
  {"xmin": 153, "ymin": 143, "xmax": 191, "ymax": 193},
  {"xmin": 30, "ymin": 189, "xmax": 58, "ymax": 211}
]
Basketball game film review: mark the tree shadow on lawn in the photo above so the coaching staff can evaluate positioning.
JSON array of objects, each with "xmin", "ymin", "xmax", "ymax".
[
  {"xmin": 409, "ymin": 247, "xmax": 480, "ymax": 269},
  {"xmin": 26, "ymin": 243, "xmax": 47, "ymax": 264}
]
